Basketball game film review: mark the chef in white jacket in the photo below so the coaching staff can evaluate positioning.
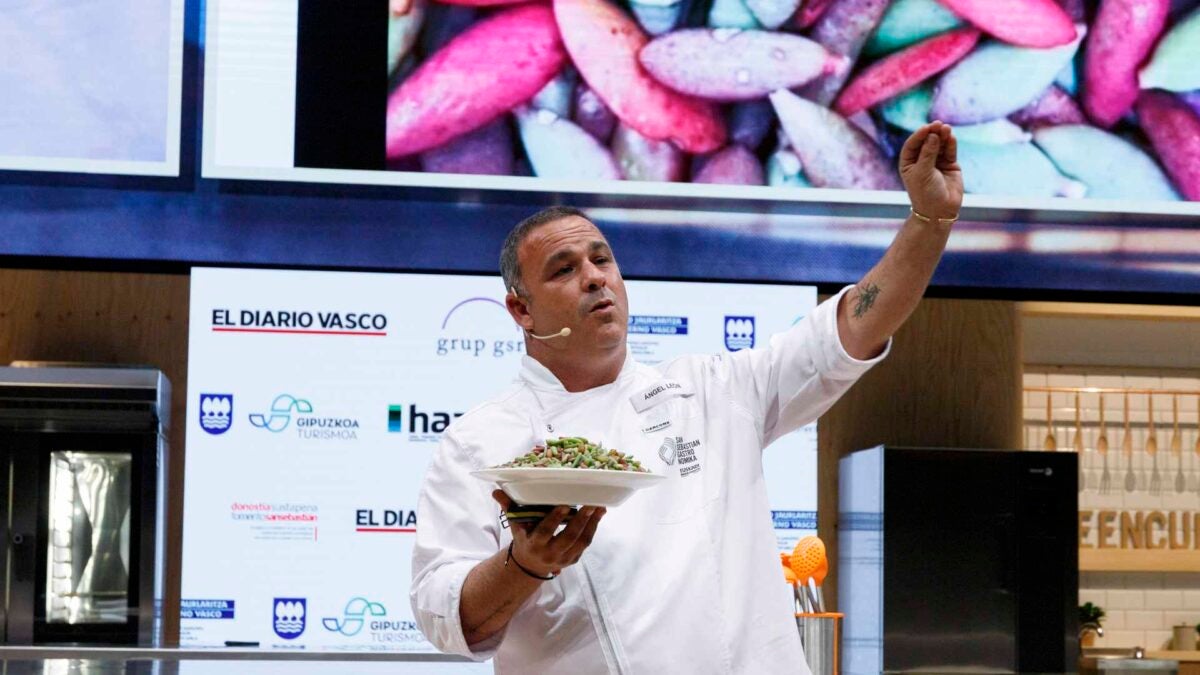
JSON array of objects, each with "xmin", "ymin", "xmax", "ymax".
[{"xmin": 412, "ymin": 122, "xmax": 964, "ymax": 673}]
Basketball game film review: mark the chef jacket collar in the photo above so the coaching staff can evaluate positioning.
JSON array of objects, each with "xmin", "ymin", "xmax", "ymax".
[{"xmin": 518, "ymin": 346, "xmax": 638, "ymax": 395}]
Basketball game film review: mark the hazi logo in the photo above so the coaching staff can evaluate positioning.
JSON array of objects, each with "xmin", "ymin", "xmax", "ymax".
[
  {"xmin": 355, "ymin": 508, "xmax": 417, "ymax": 533},
  {"xmin": 724, "ymin": 316, "xmax": 756, "ymax": 352},
  {"xmin": 436, "ymin": 297, "xmax": 524, "ymax": 358},
  {"xmin": 199, "ymin": 393, "xmax": 233, "ymax": 435},
  {"xmin": 387, "ymin": 404, "xmax": 462, "ymax": 443},
  {"xmin": 212, "ymin": 309, "xmax": 388, "ymax": 336},
  {"xmin": 273, "ymin": 598, "xmax": 306, "ymax": 640}
]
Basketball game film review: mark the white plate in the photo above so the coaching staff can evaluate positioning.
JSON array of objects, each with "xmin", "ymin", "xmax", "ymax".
[{"xmin": 471, "ymin": 467, "xmax": 665, "ymax": 507}]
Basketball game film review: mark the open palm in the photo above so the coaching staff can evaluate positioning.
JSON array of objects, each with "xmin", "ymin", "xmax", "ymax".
[{"xmin": 899, "ymin": 121, "xmax": 964, "ymax": 222}]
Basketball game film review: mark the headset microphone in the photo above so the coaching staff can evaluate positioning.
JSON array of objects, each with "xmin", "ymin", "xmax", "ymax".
[
  {"xmin": 530, "ymin": 327, "xmax": 571, "ymax": 340},
  {"xmin": 510, "ymin": 287, "xmax": 572, "ymax": 341}
]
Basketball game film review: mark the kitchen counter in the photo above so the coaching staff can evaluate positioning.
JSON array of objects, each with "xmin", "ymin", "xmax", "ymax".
[
  {"xmin": 0, "ymin": 646, "xmax": 491, "ymax": 674},
  {"xmin": 1148, "ymin": 652, "xmax": 1200, "ymax": 660}
]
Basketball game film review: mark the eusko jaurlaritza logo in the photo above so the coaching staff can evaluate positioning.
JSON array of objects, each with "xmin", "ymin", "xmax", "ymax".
[
  {"xmin": 628, "ymin": 315, "xmax": 688, "ymax": 336},
  {"xmin": 249, "ymin": 394, "xmax": 360, "ymax": 441},
  {"xmin": 724, "ymin": 316, "xmax": 755, "ymax": 351},
  {"xmin": 198, "ymin": 393, "xmax": 233, "ymax": 435},
  {"xmin": 273, "ymin": 598, "xmax": 306, "ymax": 640}
]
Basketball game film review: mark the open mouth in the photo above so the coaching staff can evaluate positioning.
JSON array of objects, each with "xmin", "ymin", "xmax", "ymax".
[{"xmin": 589, "ymin": 299, "xmax": 614, "ymax": 313}]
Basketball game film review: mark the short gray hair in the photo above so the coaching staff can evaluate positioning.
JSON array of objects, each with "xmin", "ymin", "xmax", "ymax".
[{"xmin": 500, "ymin": 206, "xmax": 589, "ymax": 298}]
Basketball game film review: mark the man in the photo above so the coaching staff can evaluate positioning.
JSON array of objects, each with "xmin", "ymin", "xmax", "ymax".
[{"xmin": 412, "ymin": 122, "xmax": 963, "ymax": 673}]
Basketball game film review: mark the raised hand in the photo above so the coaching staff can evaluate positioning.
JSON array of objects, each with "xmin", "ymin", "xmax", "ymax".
[{"xmin": 899, "ymin": 121, "xmax": 964, "ymax": 222}]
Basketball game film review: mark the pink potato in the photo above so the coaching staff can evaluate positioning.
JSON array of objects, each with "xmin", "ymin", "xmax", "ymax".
[
  {"xmin": 692, "ymin": 144, "xmax": 765, "ymax": 184},
  {"xmin": 770, "ymin": 89, "xmax": 901, "ymax": 189},
  {"xmin": 554, "ymin": 0, "xmax": 726, "ymax": 153},
  {"xmin": 834, "ymin": 27, "xmax": 980, "ymax": 116},
  {"xmin": 1135, "ymin": 90, "xmax": 1200, "ymax": 200},
  {"xmin": 938, "ymin": 0, "xmax": 1077, "ymax": 47},
  {"xmin": 639, "ymin": 29, "xmax": 847, "ymax": 102},
  {"xmin": 795, "ymin": 0, "xmax": 836, "ymax": 28},
  {"xmin": 386, "ymin": 3, "xmax": 566, "ymax": 158},
  {"xmin": 1083, "ymin": 0, "xmax": 1170, "ymax": 127}
]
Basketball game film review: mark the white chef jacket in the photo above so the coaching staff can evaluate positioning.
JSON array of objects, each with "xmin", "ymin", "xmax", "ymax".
[{"xmin": 411, "ymin": 285, "xmax": 890, "ymax": 674}]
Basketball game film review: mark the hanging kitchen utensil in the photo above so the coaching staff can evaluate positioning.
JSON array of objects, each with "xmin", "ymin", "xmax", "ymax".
[
  {"xmin": 1123, "ymin": 392, "xmax": 1136, "ymax": 493},
  {"xmin": 1172, "ymin": 394, "xmax": 1185, "ymax": 493},
  {"xmin": 1098, "ymin": 393, "xmax": 1111, "ymax": 495},
  {"xmin": 1123, "ymin": 389, "xmax": 1132, "ymax": 487},
  {"xmin": 1148, "ymin": 393, "xmax": 1162, "ymax": 496},
  {"xmin": 1194, "ymin": 393, "xmax": 1200, "ymax": 494},
  {"xmin": 1043, "ymin": 393, "xmax": 1057, "ymax": 451},
  {"xmin": 1075, "ymin": 391, "xmax": 1085, "ymax": 492}
]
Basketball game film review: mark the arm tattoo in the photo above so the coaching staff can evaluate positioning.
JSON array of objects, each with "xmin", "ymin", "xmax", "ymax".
[{"xmin": 853, "ymin": 283, "xmax": 880, "ymax": 319}]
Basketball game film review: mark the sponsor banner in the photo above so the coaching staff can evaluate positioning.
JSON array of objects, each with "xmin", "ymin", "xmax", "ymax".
[
  {"xmin": 182, "ymin": 268, "xmax": 818, "ymax": 652},
  {"xmin": 180, "ymin": 599, "xmax": 235, "ymax": 620}
]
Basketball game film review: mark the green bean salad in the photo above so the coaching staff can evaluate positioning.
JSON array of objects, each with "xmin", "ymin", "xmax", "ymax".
[{"xmin": 496, "ymin": 437, "xmax": 648, "ymax": 472}]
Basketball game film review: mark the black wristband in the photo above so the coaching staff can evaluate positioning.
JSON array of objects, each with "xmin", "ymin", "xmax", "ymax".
[{"xmin": 505, "ymin": 543, "xmax": 556, "ymax": 581}]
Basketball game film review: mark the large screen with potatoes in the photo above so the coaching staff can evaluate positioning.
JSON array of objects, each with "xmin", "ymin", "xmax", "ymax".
[{"xmin": 202, "ymin": 0, "xmax": 1200, "ymax": 217}]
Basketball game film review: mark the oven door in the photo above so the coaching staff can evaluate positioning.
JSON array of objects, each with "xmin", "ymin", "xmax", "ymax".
[{"xmin": 6, "ymin": 430, "xmax": 154, "ymax": 645}]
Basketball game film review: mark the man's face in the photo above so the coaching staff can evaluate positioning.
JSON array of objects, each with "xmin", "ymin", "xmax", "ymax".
[{"xmin": 515, "ymin": 216, "xmax": 629, "ymax": 350}]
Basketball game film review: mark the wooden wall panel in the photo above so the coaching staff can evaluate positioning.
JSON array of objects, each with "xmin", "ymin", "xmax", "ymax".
[
  {"xmin": 816, "ymin": 297, "xmax": 1023, "ymax": 609},
  {"xmin": 0, "ymin": 269, "xmax": 189, "ymax": 645}
]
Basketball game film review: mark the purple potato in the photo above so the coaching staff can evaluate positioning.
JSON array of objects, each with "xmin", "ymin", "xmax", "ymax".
[
  {"xmin": 420, "ymin": 117, "xmax": 514, "ymax": 175},
  {"xmin": 574, "ymin": 83, "xmax": 618, "ymax": 143},
  {"xmin": 612, "ymin": 123, "xmax": 686, "ymax": 181},
  {"xmin": 729, "ymin": 99, "xmax": 775, "ymax": 150},
  {"xmin": 798, "ymin": 0, "xmax": 891, "ymax": 105}
]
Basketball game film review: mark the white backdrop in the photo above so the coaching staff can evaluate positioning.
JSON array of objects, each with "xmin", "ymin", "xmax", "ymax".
[{"xmin": 181, "ymin": 267, "xmax": 818, "ymax": 651}]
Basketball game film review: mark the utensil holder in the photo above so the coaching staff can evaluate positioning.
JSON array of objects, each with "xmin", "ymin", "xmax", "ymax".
[{"xmin": 796, "ymin": 611, "xmax": 843, "ymax": 675}]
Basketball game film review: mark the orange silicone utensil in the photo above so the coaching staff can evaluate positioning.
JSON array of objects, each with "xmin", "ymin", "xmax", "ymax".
[{"xmin": 790, "ymin": 536, "xmax": 826, "ymax": 612}]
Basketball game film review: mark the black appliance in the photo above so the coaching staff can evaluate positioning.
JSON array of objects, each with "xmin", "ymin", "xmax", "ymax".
[
  {"xmin": 0, "ymin": 364, "xmax": 168, "ymax": 645},
  {"xmin": 838, "ymin": 446, "xmax": 1078, "ymax": 673}
]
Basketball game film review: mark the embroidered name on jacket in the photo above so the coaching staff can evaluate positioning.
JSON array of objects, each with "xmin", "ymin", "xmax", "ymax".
[{"xmin": 630, "ymin": 380, "xmax": 692, "ymax": 413}]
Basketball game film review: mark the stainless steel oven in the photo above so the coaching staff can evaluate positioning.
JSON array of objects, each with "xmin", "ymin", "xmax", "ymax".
[{"xmin": 1, "ymin": 364, "xmax": 168, "ymax": 646}]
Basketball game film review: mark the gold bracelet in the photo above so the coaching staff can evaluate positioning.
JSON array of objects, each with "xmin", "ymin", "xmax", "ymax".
[{"xmin": 910, "ymin": 207, "xmax": 958, "ymax": 225}]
